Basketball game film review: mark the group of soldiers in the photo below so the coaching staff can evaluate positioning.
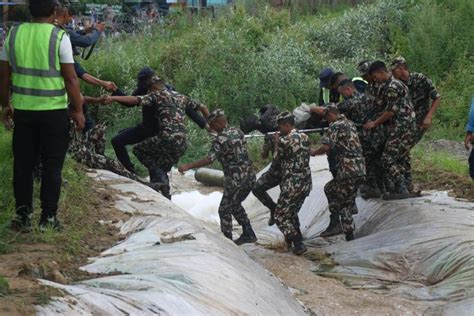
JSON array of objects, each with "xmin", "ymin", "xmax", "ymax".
[
  {"xmin": 67, "ymin": 56, "xmax": 440, "ymax": 255},
  {"xmin": 12, "ymin": 2, "xmax": 440, "ymax": 251}
]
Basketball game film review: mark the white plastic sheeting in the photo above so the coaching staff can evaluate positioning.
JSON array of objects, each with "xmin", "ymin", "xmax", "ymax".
[
  {"xmin": 37, "ymin": 170, "xmax": 305, "ymax": 315},
  {"xmin": 232, "ymin": 156, "xmax": 474, "ymax": 314}
]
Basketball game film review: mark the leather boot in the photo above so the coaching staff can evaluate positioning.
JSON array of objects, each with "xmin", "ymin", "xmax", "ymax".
[
  {"xmin": 234, "ymin": 224, "xmax": 257, "ymax": 245},
  {"xmin": 360, "ymin": 186, "xmax": 381, "ymax": 200},
  {"xmin": 292, "ymin": 234, "xmax": 307, "ymax": 255},
  {"xmin": 320, "ymin": 214, "xmax": 343, "ymax": 237},
  {"xmin": 345, "ymin": 231, "xmax": 355, "ymax": 241}
]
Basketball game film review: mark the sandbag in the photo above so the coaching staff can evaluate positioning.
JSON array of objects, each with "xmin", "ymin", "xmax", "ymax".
[{"xmin": 194, "ymin": 168, "xmax": 225, "ymax": 187}]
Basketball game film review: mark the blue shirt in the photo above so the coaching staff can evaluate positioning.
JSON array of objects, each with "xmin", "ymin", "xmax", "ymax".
[{"xmin": 466, "ymin": 97, "xmax": 474, "ymax": 132}]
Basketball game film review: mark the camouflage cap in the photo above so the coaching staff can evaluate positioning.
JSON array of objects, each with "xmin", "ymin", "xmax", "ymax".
[
  {"xmin": 322, "ymin": 103, "xmax": 338, "ymax": 119},
  {"xmin": 208, "ymin": 109, "xmax": 225, "ymax": 123},
  {"xmin": 357, "ymin": 60, "xmax": 371, "ymax": 76},
  {"xmin": 276, "ymin": 111, "xmax": 294, "ymax": 123},
  {"xmin": 390, "ymin": 56, "xmax": 407, "ymax": 70}
]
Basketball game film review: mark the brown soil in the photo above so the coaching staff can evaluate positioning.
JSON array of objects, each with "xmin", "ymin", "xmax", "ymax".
[
  {"xmin": 413, "ymin": 169, "xmax": 474, "ymax": 201},
  {"xmin": 0, "ymin": 174, "xmax": 130, "ymax": 316},
  {"xmin": 247, "ymin": 247, "xmax": 425, "ymax": 315},
  {"xmin": 413, "ymin": 140, "xmax": 474, "ymax": 201}
]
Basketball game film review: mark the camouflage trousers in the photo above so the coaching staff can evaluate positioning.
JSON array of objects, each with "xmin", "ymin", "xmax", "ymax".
[
  {"xmin": 133, "ymin": 134, "xmax": 187, "ymax": 180},
  {"xmin": 274, "ymin": 177, "xmax": 311, "ymax": 240},
  {"xmin": 69, "ymin": 124, "xmax": 141, "ymax": 182},
  {"xmin": 219, "ymin": 174, "xmax": 256, "ymax": 238},
  {"xmin": 381, "ymin": 127, "xmax": 415, "ymax": 192},
  {"xmin": 324, "ymin": 177, "xmax": 363, "ymax": 233},
  {"xmin": 360, "ymin": 126, "xmax": 386, "ymax": 192},
  {"xmin": 252, "ymin": 164, "xmax": 280, "ymax": 211}
]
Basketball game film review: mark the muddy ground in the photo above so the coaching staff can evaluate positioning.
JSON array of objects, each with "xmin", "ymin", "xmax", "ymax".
[
  {"xmin": 0, "ymin": 177, "xmax": 130, "ymax": 315},
  {"xmin": 1, "ymin": 139, "xmax": 471, "ymax": 315}
]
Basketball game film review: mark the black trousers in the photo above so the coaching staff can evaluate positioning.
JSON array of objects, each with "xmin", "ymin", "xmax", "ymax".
[
  {"xmin": 12, "ymin": 109, "xmax": 69, "ymax": 219},
  {"xmin": 111, "ymin": 124, "xmax": 156, "ymax": 172},
  {"xmin": 469, "ymin": 149, "xmax": 474, "ymax": 179}
]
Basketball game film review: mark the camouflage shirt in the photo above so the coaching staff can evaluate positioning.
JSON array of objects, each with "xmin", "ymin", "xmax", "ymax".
[
  {"xmin": 322, "ymin": 115, "xmax": 366, "ymax": 180},
  {"xmin": 337, "ymin": 91, "xmax": 379, "ymax": 127},
  {"xmin": 365, "ymin": 82, "xmax": 383, "ymax": 110},
  {"xmin": 337, "ymin": 91, "xmax": 386, "ymax": 151},
  {"xmin": 404, "ymin": 72, "xmax": 440, "ymax": 125},
  {"xmin": 207, "ymin": 126, "xmax": 254, "ymax": 183},
  {"xmin": 274, "ymin": 129, "xmax": 312, "ymax": 192},
  {"xmin": 139, "ymin": 89, "xmax": 201, "ymax": 140},
  {"xmin": 378, "ymin": 76, "xmax": 416, "ymax": 130}
]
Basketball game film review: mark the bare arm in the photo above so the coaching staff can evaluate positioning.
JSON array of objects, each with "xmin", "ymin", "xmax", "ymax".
[
  {"xmin": 311, "ymin": 144, "xmax": 330, "ymax": 156},
  {"xmin": 81, "ymin": 73, "xmax": 117, "ymax": 91},
  {"xmin": 364, "ymin": 111, "xmax": 394, "ymax": 130},
  {"xmin": 84, "ymin": 95, "xmax": 105, "ymax": 105},
  {"xmin": 178, "ymin": 157, "xmax": 212, "ymax": 174},
  {"xmin": 61, "ymin": 63, "xmax": 84, "ymax": 130},
  {"xmin": 421, "ymin": 96, "xmax": 441, "ymax": 130},
  {"xmin": 105, "ymin": 95, "xmax": 141, "ymax": 106},
  {"xmin": 199, "ymin": 104, "xmax": 210, "ymax": 118}
]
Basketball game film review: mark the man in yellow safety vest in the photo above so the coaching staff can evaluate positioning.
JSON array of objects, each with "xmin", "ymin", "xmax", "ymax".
[{"xmin": 0, "ymin": 0, "xmax": 84, "ymax": 232}]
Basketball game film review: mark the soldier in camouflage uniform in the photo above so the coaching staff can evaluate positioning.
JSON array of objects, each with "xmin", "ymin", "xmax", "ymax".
[
  {"xmin": 391, "ymin": 57, "xmax": 441, "ymax": 190},
  {"xmin": 105, "ymin": 76, "xmax": 205, "ymax": 199},
  {"xmin": 68, "ymin": 96, "xmax": 144, "ymax": 183},
  {"xmin": 273, "ymin": 111, "xmax": 312, "ymax": 255},
  {"xmin": 239, "ymin": 105, "xmax": 282, "ymax": 226},
  {"xmin": 391, "ymin": 57, "xmax": 441, "ymax": 144},
  {"xmin": 311, "ymin": 105, "xmax": 365, "ymax": 241},
  {"xmin": 364, "ymin": 61, "xmax": 416, "ymax": 199},
  {"xmin": 337, "ymin": 79, "xmax": 385, "ymax": 199},
  {"xmin": 179, "ymin": 109, "xmax": 257, "ymax": 245}
]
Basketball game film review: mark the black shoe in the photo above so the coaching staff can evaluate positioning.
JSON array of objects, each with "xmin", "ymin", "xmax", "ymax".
[
  {"xmin": 234, "ymin": 224, "xmax": 257, "ymax": 245},
  {"xmin": 10, "ymin": 216, "xmax": 32, "ymax": 233},
  {"xmin": 345, "ymin": 232, "xmax": 354, "ymax": 241},
  {"xmin": 292, "ymin": 240, "xmax": 307, "ymax": 255},
  {"xmin": 160, "ymin": 185, "xmax": 172, "ymax": 200},
  {"xmin": 320, "ymin": 215, "xmax": 343, "ymax": 238},
  {"xmin": 39, "ymin": 216, "xmax": 63, "ymax": 232},
  {"xmin": 148, "ymin": 182, "xmax": 172, "ymax": 200}
]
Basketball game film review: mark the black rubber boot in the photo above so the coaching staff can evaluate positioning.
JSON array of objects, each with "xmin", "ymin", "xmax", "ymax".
[
  {"xmin": 345, "ymin": 231, "xmax": 355, "ymax": 241},
  {"xmin": 160, "ymin": 185, "xmax": 172, "ymax": 200},
  {"xmin": 234, "ymin": 224, "xmax": 257, "ymax": 245},
  {"xmin": 383, "ymin": 183, "xmax": 411, "ymax": 200},
  {"xmin": 360, "ymin": 186, "xmax": 381, "ymax": 200},
  {"xmin": 292, "ymin": 234, "xmax": 307, "ymax": 255},
  {"xmin": 320, "ymin": 214, "xmax": 343, "ymax": 238},
  {"xmin": 223, "ymin": 231, "xmax": 233, "ymax": 240}
]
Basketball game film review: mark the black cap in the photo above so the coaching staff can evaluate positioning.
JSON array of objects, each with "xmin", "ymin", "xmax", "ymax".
[
  {"xmin": 368, "ymin": 60, "xmax": 387, "ymax": 75},
  {"xmin": 137, "ymin": 67, "xmax": 155, "ymax": 81}
]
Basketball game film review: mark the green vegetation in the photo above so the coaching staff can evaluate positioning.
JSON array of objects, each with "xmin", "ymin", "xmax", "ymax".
[
  {"xmin": 0, "ymin": 127, "xmax": 109, "ymax": 257},
  {"xmin": 0, "ymin": 277, "xmax": 9, "ymax": 296},
  {"xmin": 79, "ymin": 0, "xmax": 473, "ymax": 167},
  {"xmin": 412, "ymin": 147, "xmax": 469, "ymax": 177}
]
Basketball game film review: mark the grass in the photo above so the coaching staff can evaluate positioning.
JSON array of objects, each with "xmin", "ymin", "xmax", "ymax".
[
  {"xmin": 0, "ymin": 127, "xmax": 122, "ymax": 311},
  {"xmin": 412, "ymin": 145, "xmax": 469, "ymax": 179},
  {"xmin": 0, "ymin": 277, "xmax": 9, "ymax": 296}
]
